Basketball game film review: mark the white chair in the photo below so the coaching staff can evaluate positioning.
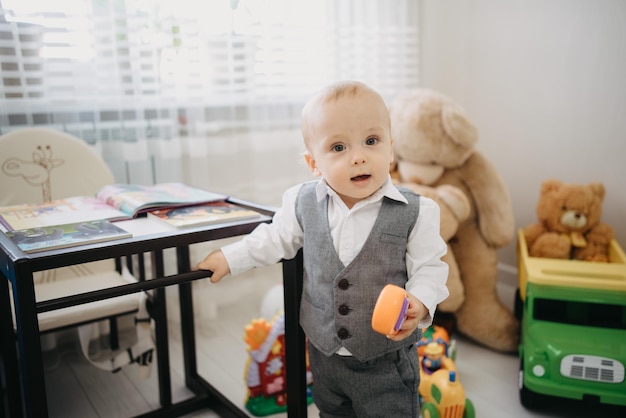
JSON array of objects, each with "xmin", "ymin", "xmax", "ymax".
[{"xmin": 0, "ymin": 127, "xmax": 154, "ymax": 374}]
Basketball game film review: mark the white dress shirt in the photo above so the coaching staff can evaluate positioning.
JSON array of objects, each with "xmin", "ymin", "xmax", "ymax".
[{"xmin": 222, "ymin": 176, "xmax": 449, "ymax": 330}]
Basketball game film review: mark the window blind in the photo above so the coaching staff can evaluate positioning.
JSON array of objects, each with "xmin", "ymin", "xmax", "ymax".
[{"xmin": 0, "ymin": 0, "xmax": 420, "ymax": 186}]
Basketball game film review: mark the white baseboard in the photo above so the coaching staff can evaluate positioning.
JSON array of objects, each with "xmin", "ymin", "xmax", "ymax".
[{"xmin": 498, "ymin": 262, "xmax": 518, "ymax": 287}]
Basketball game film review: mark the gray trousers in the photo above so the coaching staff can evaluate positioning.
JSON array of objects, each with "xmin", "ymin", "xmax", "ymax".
[{"xmin": 308, "ymin": 343, "xmax": 420, "ymax": 418}]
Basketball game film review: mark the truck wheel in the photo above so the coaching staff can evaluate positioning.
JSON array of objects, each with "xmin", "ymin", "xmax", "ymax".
[
  {"xmin": 421, "ymin": 402, "xmax": 439, "ymax": 418},
  {"xmin": 463, "ymin": 398, "xmax": 475, "ymax": 418},
  {"xmin": 519, "ymin": 361, "xmax": 545, "ymax": 409}
]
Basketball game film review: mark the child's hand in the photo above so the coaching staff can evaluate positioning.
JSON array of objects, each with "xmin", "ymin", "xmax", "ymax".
[
  {"xmin": 196, "ymin": 250, "xmax": 230, "ymax": 283},
  {"xmin": 386, "ymin": 293, "xmax": 427, "ymax": 341}
]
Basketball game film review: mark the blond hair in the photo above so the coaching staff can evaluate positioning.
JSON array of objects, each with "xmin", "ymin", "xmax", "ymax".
[{"xmin": 301, "ymin": 80, "xmax": 389, "ymax": 149}]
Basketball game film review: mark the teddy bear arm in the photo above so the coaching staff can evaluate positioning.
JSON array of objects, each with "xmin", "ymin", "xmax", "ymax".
[
  {"xmin": 523, "ymin": 223, "xmax": 547, "ymax": 248},
  {"xmin": 585, "ymin": 222, "xmax": 615, "ymax": 246},
  {"xmin": 529, "ymin": 233, "xmax": 572, "ymax": 259},
  {"xmin": 459, "ymin": 153, "xmax": 515, "ymax": 247},
  {"xmin": 573, "ymin": 223, "xmax": 614, "ymax": 262},
  {"xmin": 397, "ymin": 182, "xmax": 468, "ymax": 241}
]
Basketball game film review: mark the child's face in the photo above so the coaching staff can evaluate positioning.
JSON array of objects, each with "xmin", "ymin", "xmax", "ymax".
[{"xmin": 304, "ymin": 90, "xmax": 394, "ymax": 208}]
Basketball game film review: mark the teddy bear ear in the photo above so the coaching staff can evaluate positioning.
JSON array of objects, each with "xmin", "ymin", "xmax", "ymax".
[
  {"xmin": 540, "ymin": 179, "xmax": 563, "ymax": 194},
  {"xmin": 441, "ymin": 102, "xmax": 478, "ymax": 149},
  {"xmin": 588, "ymin": 182, "xmax": 606, "ymax": 201}
]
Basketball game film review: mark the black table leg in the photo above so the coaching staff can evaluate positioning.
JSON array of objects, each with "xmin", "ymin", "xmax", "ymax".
[
  {"xmin": 151, "ymin": 250, "xmax": 172, "ymax": 408},
  {"xmin": 175, "ymin": 245, "xmax": 249, "ymax": 418},
  {"xmin": 283, "ymin": 251, "xmax": 307, "ymax": 417},
  {"xmin": 176, "ymin": 246, "xmax": 199, "ymax": 391}
]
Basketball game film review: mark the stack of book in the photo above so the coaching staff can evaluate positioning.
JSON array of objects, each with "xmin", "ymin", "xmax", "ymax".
[{"xmin": 1, "ymin": 183, "xmax": 260, "ymax": 253}]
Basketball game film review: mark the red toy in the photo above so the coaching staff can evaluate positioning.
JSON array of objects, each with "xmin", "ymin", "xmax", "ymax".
[{"xmin": 243, "ymin": 312, "xmax": 314, "ymax": 416}]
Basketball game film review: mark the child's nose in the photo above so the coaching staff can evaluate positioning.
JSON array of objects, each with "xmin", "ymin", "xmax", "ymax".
[{"xmin": 352, "ymin": 152, "xmax": 366, "ymax": 165}]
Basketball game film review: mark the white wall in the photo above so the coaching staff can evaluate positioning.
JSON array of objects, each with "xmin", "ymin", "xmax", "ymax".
[{"xmin": 420, "ymin": 0, "xmax": 626, "ymax": 273}]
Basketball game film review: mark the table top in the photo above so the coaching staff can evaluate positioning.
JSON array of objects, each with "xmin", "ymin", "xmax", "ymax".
[{"xmin": 0, "ymin": 197, "xmax": 274, "ymax": 274}]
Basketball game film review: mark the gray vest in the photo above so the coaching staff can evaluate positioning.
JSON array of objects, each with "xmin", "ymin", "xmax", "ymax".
[{"xmin": 295, "ymin": 182, "xmax": 421, "ymax": 362}]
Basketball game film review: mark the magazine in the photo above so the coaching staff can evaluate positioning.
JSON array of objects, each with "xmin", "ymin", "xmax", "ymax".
[
  {"xmin": 5, "ymin": 220, "xmax": 132, "ymax": 253},
  {"xmin": 147, "ymin": 201, "xmax": 261, "ymax": 228},
  {"xmin": 0, "ymin": 183, "xmax": 226, "ymax": 231}
]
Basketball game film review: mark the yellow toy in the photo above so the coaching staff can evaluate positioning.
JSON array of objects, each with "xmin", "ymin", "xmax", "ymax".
[{"xmin": 418, "ymin": 341, "xmax": 475, "ymax": 418}]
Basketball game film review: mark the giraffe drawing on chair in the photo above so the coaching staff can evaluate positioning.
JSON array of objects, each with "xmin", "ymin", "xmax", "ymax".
[{"xmin": 2, "ymin": 145, "xmax": 65, "ymax": 202}]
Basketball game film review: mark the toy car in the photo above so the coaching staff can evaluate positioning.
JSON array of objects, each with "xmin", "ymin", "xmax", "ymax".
[
  {"xmin": 517, "ymin": 230, "xmax": 626, "ymax": 409},
  {"xmin": 418, "ymin": 341, "xmax": 475, "ymax": 418}
]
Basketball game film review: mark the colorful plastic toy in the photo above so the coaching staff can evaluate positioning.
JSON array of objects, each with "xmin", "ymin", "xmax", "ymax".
[
  {"xmin": 243, "ymin": 312, "xmax": 314, "ymax": 416},
  {"xmin": 372, "ymin": 284, "xmax": 409, "ymax": 335},
  {"xmin": 418, "ymin": 337, "xmax": 474, "ymax": 418},
  {"xmin": 419, "ymin": 368, "xmax": 474, "ymax": 418},
  {"xmin": 517, "ymin": 230, "xmax": 626, "ymax": 409}
]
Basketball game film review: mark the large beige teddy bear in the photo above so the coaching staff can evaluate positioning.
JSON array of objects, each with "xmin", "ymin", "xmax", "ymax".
[
  {"xmin": 391, "ymin": 165, "xmax": 470, "ymax": 313},
  {"xmin": 389, "ymin": 88, "xmax": 518, "ymax": 352}
]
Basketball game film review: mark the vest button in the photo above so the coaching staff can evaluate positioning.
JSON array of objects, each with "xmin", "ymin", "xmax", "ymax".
[
  {"xmin": 338, "ymin": 304, "xmax": 350, "ymax": 315},
  {"xmin": 337, "ymin": 279, "xmax": 350, "ymax": 290},
  {"xmin": 337, "ymin": 328, "xmax": 350, "ymax": 340}
]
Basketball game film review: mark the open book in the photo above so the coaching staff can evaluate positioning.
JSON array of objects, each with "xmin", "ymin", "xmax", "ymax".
[
  {"xmin": 0, "ymin": 183, "xmax": 226, "ymax": 231},
  {"xmin": 96, "ymin": 182, "xmax": 226, "ymax": 218}
]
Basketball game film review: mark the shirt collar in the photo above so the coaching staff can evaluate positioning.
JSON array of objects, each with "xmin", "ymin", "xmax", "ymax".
[{"xmin": 314, "ymin": 175, "xmax": 408, "ymax": 205}]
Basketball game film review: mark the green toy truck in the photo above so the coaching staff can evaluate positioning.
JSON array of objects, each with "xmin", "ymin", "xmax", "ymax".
[{"xmin": 516, "ymin": 230, "xmax": 626, "ymax": 409}]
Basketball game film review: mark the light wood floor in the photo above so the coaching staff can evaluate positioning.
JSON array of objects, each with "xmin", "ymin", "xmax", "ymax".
[{"xmin": 41, "ymin": 267, "xmax": 623, "ymax": 418}]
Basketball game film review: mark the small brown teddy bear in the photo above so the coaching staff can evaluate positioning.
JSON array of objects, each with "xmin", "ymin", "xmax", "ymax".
[{"xmin": 523, "ymin": 179, "xmax": 614, "ymax": 262}]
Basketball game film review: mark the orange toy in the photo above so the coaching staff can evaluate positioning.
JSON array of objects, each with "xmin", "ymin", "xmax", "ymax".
[{"xmin": 372, "ymin": 284, "xmax": 409, "ymax": 335}]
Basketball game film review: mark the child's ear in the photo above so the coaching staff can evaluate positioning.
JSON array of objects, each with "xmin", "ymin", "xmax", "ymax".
[{"xmin": 304, "ymin": 152, "xmax": 321, "ymax": 176}]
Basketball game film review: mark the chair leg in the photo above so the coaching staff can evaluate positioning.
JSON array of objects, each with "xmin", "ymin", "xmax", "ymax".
[{"xmin": 109, "ymin": 318, "xmax": 119, "ymax": 351}]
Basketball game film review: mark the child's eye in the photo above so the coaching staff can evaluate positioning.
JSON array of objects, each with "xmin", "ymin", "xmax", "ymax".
[
  {"xmin": 332, "ymin": 144, "xmax": 345, "ymax": 152},
  {"xmin": 365, "ymin": 137, "xmax": 378, "ymax": 145}
]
